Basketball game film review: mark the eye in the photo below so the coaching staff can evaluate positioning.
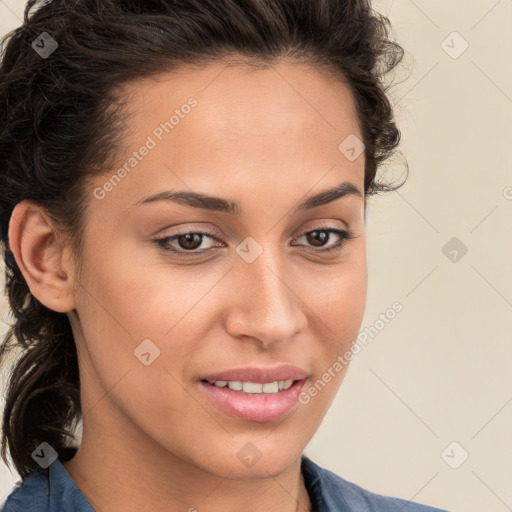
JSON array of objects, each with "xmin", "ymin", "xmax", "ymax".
[
  {"xmin": 292, "ymin": 227, "xmax": 355, "ymax": 253},
  {"xmin": 152, "ymin": 226, "xmax": 356, "ymax": 258},
  {"xmin": 152, "ymin": 230, "xmax": 220, "ymax": 257}
]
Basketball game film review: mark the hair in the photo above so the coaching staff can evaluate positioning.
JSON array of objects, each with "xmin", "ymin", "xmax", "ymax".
[{"xmin": 0, "ymin": 0, "xmax": 406, "ymax": 478}]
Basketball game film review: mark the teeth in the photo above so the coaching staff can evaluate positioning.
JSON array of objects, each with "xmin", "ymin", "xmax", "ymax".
[
  {"xmin": 227, "ymin": 381, "xmax": 242, "ymax": 391},
  {"xmin": 262, "ymin": 382, "xmax": 279, "ymax": 393},
  {"xmin": 243, "ymin": 382, "xmax": 263, "ymax": 393},
  {"xmin": 212, "ymin": 379, "xmax": 294, "ymax": 393}
]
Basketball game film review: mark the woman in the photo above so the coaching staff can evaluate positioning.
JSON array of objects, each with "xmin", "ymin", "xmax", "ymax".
[{"xmin": 0, "ymin": 0, "xmax": 451, "ymax": 511}]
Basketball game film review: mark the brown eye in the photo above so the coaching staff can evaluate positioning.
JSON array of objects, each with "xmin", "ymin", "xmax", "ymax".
[
  {"xmin": 152, "ymin": 227, "xmax": 355, "ymax": 259},
  {"xmin": 176, "ymin": 233, "xmax": 204, "ymax": 250},
  {"xmin": 293, "ymin": 228, "xmax": 355, "ymax": 253},
  {"xmin": 305, "ymin": 230, "xmax": 330, "ymax": 247},
  {"xmin": 153, "ymin": 230, "xmax": 220, "ymax": 257}
]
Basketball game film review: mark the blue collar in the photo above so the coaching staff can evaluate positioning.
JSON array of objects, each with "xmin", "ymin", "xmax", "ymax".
[{"xmin": 3, "ymin": 454, "xmax": 449, "ymax": 512}]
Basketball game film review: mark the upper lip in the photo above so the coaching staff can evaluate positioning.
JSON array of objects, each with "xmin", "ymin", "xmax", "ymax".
[{"xmin": 200, "ymin": 365, "xmax": 308, "ymax": 384}]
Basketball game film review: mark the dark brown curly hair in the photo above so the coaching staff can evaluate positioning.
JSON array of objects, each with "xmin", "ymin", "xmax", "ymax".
[{"xmin": 0, "ymin": 0, "xmax": 406, "ymax": 478}]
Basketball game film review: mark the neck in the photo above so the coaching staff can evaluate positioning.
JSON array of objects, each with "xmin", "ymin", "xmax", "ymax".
[{"xmin": 63, "ymin": 413, "xmax": 312, "ymax": 512}]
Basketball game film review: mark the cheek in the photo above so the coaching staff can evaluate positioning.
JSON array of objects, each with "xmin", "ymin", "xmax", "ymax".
[
  {"xmin": 303, "ymin": 250, "xmax": 367, "ymax": 377},
  {"xmin": 72, "ymin": 242, "xmax": 227, "ymax": 410},
  {"xmin": 310, "ymin": 252, "xmax": 367, "ymax": 333},
  {"xmin": 72, "ymin": 253, "xmax": 195, "ymax": 431},
  {"xmin": 295, "ymin": 257, "xmax": 367, "ymax": 415},
  {"xmin": 77, "ymin": 239, "xmax": 199, "ymax": 338}
]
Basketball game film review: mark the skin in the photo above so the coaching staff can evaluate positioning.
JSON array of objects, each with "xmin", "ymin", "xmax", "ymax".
[{"xmin": 9, "ymin": 58, "xmax": 368, "ymax": 512}]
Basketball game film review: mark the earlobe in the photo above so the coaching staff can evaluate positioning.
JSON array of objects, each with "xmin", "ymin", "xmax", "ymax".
[{"xmin": 8, "ymin": 199, "xmax": 77, "ymax": 313}]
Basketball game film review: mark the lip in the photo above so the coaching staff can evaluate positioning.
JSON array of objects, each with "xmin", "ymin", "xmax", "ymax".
[
  {"xmin": 200, "ymin": 365, "xmax": 308, "ymax": 384},
  {"xmin": 199, "ymin": 378, "xmax": 307, "ymax": 422}
]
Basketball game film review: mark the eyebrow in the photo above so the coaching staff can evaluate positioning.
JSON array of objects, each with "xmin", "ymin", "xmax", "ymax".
[{"xmin": 134, "ymin": 181, "xmax": 363, "ymax": 215}]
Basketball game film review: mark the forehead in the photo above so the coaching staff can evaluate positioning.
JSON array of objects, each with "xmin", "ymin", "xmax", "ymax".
[
  {"xmin": 125, "ymin": 58, "xmax": 361, "ymax": 137},
  {"xmin": 90, "ymin": 58, "xmax": 365, "ymax": 214}
]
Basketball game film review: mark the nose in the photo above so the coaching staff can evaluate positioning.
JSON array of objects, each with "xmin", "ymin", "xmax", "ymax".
[{"xmin": 223, "ymin": 247, "xmax": 308, "ymax": 349}]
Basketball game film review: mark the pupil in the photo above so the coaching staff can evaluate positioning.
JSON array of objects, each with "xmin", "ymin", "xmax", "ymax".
[
  {"xmin": 308, "ymin": 230, "xmax": 328, "ymax": 247},
  {"xmin": 179, "ymin": 233, "xmax": 202, "ymax": 250}
]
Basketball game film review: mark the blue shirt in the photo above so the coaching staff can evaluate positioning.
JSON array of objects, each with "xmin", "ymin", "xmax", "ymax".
[{"xmin": 1, "ymin": 455, "xmax": 450, "ymax": 511}]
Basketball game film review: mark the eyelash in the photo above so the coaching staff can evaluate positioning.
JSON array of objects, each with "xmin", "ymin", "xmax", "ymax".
[{"xmin": 152, "ymin": 226, "xmax": 355, "ymax": 258}]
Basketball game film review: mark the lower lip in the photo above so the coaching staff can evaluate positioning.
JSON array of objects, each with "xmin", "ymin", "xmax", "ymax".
[{"xmin": 199, "ymin": 380, "xmax": 306, "ymax": 423}]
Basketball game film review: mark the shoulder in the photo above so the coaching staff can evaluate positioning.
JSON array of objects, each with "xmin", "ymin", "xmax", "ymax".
[
  {"xmin": 301, "ymin": 456, "xmax": 451, "ymax": 512},
  {"xmin": 1, "ymin": 469, "xmax": 50, "ymax": 512},
  {"xmin": 1, "ymin": 457, "xmax": 92, "ymax": 512}
]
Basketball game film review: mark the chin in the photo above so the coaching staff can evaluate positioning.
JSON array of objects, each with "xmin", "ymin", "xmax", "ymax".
[{"xmin": 207, "ymin": 442, "xmax": 302, "ymax": 480}]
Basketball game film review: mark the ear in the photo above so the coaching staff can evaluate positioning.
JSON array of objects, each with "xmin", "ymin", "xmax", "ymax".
[{"xmin": 8, "ymin": 199, "xmax": 77, "ymax": 313}]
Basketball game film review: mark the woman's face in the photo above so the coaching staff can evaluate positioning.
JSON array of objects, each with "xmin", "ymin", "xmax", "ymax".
[{"xmin": 69, "ymin": 59, "xmax": 367, "ymax": 478}]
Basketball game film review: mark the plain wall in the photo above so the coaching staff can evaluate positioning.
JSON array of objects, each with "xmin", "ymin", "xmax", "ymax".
[{"xmin": 1, "ymin": 1, "xmax": 511, "ymax": 511}]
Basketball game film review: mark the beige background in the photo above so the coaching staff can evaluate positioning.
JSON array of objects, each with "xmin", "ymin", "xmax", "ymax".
[{"xmin": 1, "ymin": 1, "xmax": 511, "ymax": 511}]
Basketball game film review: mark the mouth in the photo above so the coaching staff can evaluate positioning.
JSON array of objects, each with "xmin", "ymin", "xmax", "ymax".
[
  {"xmin": 200, "ymin": 378, "xmax": 298, "ymax": 394},
  {"xmin": 198, "ymin": 378, "xmax": 307, "ymax": 423},
  {"xmin": 199, "ymin": 364, "xmax": 308, "ymax": 385}
]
